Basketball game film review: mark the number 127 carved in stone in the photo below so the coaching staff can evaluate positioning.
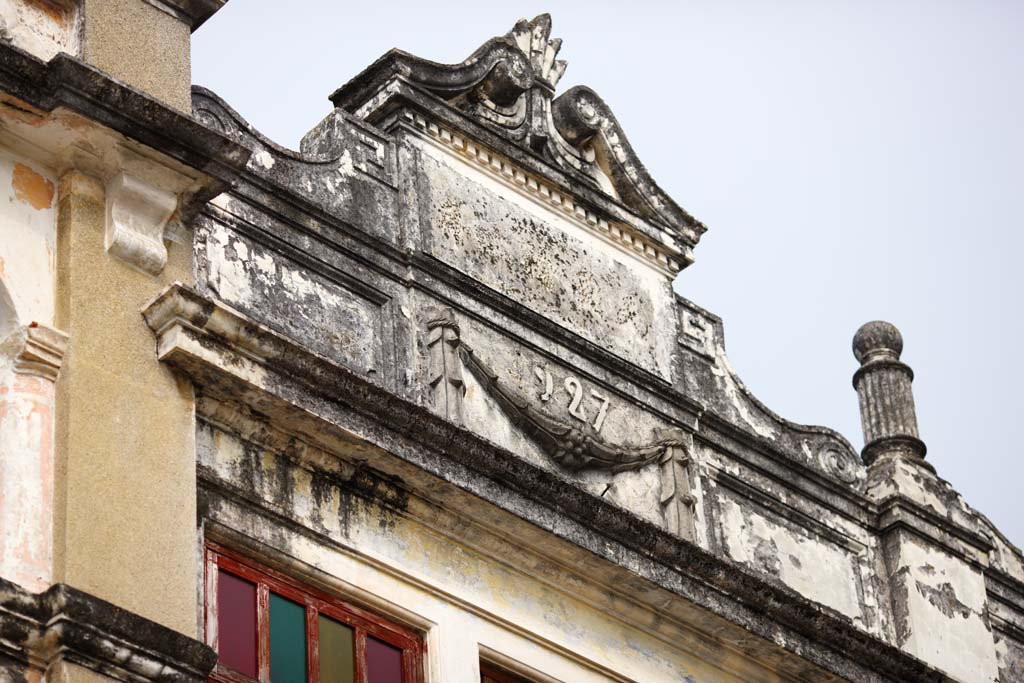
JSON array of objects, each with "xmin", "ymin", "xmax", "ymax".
[{"xmin": 534, "ymin": 366, "xmax": 611, "ymax": 433}]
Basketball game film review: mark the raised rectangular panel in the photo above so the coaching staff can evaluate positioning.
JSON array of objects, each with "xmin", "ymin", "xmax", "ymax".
[
  {"xmin": 417, "ymin": 146, "xmax": 675, "ymax": 380},
  {"xmin": 202, "ymin": 221, "xmax": 386, "ymax": 377},
  {"xmin": 714, "ymin": 476, "xmax": 866, "ymax": 624}
]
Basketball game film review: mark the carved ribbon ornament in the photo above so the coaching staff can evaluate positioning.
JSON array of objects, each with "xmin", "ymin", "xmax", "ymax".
[{"xmin": 456, "ymin": 342, "xmax": 683, "ymax": 473}]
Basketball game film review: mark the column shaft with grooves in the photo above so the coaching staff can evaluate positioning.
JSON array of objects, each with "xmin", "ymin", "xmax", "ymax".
[{"xmin": 851, "ymin": 321, "xmax": 927, "ymax": 465}]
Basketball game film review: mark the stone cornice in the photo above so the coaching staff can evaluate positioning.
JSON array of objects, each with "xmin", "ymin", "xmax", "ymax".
[
  {"xmin": 0, "ymin": 41, "xmax": 251, "ymax": 214},
  {"xmin": 876, "ymin": 494, "xmax": 995, "ymax": 567},
  {"xmin": 150, "ymin": 0, "xmax": 228, "ymax": 30},
  {"xmin": 0, "ymin": 577, "xmax": 216, "ymax": 683},
  {"xmin": 142, "ymin": 283, "xmax": 952, "ymax": 683}
]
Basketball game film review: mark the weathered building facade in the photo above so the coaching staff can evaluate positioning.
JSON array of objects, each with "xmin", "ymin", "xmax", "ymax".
[{"xmin": 0, "ymin": 5, "xmax": 1022, "ymax": 683}]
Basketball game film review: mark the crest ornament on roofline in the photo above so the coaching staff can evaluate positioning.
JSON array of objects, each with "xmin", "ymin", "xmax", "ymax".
[{"xmin": 329, "ymin": 13, "xmax": 707, "ymax": 259}]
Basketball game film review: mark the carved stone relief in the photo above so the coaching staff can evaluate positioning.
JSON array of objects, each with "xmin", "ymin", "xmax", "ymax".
[{"xmin": 425, "ymin": 310, "xmax": 695, "ymax": 538}]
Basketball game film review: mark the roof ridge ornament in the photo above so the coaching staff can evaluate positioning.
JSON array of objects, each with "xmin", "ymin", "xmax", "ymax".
[
  {"xmin": 506, "ymin": 14, "xmax": 567, "ymax": 92},
  {"xmin": 328, "ymin": 14, "xmax": 707, "ymax": 259}
]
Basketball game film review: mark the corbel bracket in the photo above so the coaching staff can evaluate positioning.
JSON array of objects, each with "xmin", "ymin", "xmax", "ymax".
[{"xmin": 105, "ymin": 172, "xmax": 178, "ymax": 276}]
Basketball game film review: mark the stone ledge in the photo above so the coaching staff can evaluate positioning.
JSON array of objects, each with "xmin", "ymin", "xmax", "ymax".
[
  {"xmin": 0, "ymin": 41, "xmax": 251, "ymax": 217},
  {"xmin": 0, "ymin": 578, "xmax": 216, "ymax": 683}
]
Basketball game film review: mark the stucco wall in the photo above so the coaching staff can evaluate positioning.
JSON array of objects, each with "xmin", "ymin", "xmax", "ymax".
[
  {"xmin": 198, "ymin": 417, "xmax": 786, "ymax": 683},
  {"xmin": 0, "ymin": 150, "xmax": 56, "ymax": 329}
]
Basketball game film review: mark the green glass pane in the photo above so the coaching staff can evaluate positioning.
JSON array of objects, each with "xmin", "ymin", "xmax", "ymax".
[
  {"xmin": 317, "ymin": 616, "xmax": 354, "ymax": 683},
  {"xmin": 269, "ymin": 593, "xmax": 307, "ymax": 683}
]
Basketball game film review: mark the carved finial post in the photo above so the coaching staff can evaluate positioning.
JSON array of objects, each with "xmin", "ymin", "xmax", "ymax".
[{"xmin": 852, "ymin": 321, "xmax": 927, "ymax": 466}]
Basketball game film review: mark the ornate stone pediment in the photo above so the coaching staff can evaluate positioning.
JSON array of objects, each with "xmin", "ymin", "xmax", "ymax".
[{"xmin": 328, "ymin": 14, "xmax": 706, "ymax": 260}]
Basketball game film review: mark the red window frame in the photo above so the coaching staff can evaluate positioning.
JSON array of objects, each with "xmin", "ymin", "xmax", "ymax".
[
  {"xmin": 205, "ymin": 542, "xmax": 424, "ymax": 683},
  {"xmin": 480, "ymin": 664, "xmax": 534, "ymax": 683}
]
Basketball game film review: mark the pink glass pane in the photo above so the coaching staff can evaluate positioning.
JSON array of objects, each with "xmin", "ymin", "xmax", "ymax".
[
  {"xmin": 366, "ymin": 637, "xmax": 402, "ymax": 683},
  {"xmin": 217, "ymin": 569, "xmax": 258, "ymax": 678}
]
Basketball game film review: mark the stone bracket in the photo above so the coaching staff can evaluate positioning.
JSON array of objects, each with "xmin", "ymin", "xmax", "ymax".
[{"xmin": 105, "ymin": 172, "xmax": 178, "ymax": 276}]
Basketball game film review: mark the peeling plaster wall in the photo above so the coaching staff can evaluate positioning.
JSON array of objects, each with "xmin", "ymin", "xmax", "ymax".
[
  {"xmin": 0, "ymin": 150, "xmax": 56, "ymax": 329},
  {"xmin": 717, "ymin": 496, "xmax": 864, "ymax": 624},
  {"xmin": 883, "ymin": 529, "xmax": 999, "ymax": 682},
  {"xmin": 197, "ymin": 419, "xmax": 783, "ymax": 683},
  {"xmin": 0, "ymin": 0, "xmax": 79, "ymax": 63}
]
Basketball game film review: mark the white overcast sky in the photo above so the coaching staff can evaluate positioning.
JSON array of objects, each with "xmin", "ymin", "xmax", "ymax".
[{"xmin": 193, "ymin": 1, "xmax": 1024, "ymax": 546}]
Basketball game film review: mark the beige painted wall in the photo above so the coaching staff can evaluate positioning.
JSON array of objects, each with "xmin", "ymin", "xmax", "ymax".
[
  {"xmin": 52, "ymin": 170, "xmax": 198, "ymax": 634},
  {"xmin": 80, "ymin": 0, "xmax": 192, "ymax": 112}
]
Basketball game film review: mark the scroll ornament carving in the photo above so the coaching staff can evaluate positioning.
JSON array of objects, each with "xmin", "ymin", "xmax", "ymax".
[{"xmin": 329, "ymin": 14, "xmax": 705, "ymax": 249}]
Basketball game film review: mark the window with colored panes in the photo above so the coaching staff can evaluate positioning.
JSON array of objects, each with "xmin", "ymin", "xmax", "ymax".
[
  {"xmin": 480, "ymin": 664, "xmax": 534, "ymax": 683},
  {"xmin": 206, "ymin": 545, "xmax": 422, "ymax": 683}
]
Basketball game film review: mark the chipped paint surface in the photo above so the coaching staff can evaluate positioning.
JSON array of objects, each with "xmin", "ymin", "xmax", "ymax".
[
  {"xmin": 0, "ymin": 324, "xmax": 64, "ymax": 593},
  {"xmin": 884, "ymin": 533, "xmax": 999, "ymax": 682},
  {"xmin": 198, "ymin": 419, "xmax": 770, "ymax": 683},
  {"xmin": 416, "ymin": 139, "xmax": 677, "ymax": 380},
  {"xmin": 718, "ymin": 497, "xmax": 864, "ymax": 622},
  {"xmin": 0, "ymin": 0, "xmax": 78, "ymax": 62},
  {"xmin": 11, "ymin": 162, "xmax": 53, "ymax": 210},
  {"xmin": 0, "ymin": 152, "xmax": 56, "ymax": 328}
]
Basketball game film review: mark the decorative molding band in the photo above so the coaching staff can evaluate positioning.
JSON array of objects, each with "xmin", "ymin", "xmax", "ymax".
[
  {"xmin": 399, "ymin": 110, "xmax": 687, "ymax": 277},
  {"xmin": 1, "ymin": 323, "xmax": 68, "ymax": 381},
  {"xmin": 105, "ymin": 172, "xmax": 178, "ymax": 276},
  {"xmin": 140, "ymin": 284, "xmax": 953, "ymax": 683},
  {"xmin": 0, "ymin": 577, "xmax": 217, "ymax": 683}
]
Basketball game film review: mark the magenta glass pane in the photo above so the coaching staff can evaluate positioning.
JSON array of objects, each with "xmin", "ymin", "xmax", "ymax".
[
  {"xmin": 366, "ymin": 637, "xmax": 402, "ymax": 683},
  {"xmin": 217, "ymin": 569, "xmax": 258, "ymax": 677}
]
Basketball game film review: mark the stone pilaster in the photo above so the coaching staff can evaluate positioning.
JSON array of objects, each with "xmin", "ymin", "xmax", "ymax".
[
  {"xmin": 53, "ymin": 169, "xmax": 199, "ymax": 636},
  {"xmin": 0, "ymin": 324, "xmax": 67, "ymax": 593},
  {"xmin": 853, "ymin": 321, "xmax": 999, "ymax": 682}
]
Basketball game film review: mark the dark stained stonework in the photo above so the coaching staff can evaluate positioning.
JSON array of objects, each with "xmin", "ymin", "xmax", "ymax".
[
  {"xmin": 0, "ymin": 578, "xmax": 217, "ymax": 683},
  {"xmin": 163, "ymin": 13, "xmax": 1024, "ymax": 682},
  {"xmin": 0, "ymin": 10, "xmax": 1009, "ymax": 683}
]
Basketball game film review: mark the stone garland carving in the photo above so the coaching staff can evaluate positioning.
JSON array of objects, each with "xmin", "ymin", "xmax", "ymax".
[
  {"xmin": 459, "ymin": 342, "xmax": 683, "ymax": 472},
  {"xmin": 425, "ymin": 314, "xmax": 693, "ymax": 486}
]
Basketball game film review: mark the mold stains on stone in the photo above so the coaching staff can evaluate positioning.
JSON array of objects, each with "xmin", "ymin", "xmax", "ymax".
[
  {"xmin": 425, "ymin": 154, "xmax": 673, "ymax": 376},
  {"xmin": 752, "ymin": 537, "xmax": 782, "ymax": 577},
  {"xmin": 10, "ymin": 163, "xmax": 53, "ymax": 210},
  {"xmin": 914, "ymin": 580, "xmax": 972, "ymax": 620}
]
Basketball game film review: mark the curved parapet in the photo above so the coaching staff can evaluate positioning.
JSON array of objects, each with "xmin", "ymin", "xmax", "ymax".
[
  {"xmin": 329, "ymin": 38, "xmax": 534, "ymax": 110},
  {"xmin": 191, "ymin": 86, "xmax": 398, "ymax": 239},
  {"xmin": 675, "ymin": 294, "xmax": 865, "ymax": 488},
  {"xmin": 551, "ymin": 86, "xmax": 704, "ymax": 245},
  {"xmin": 328, "ymin": 14, "xmax": 705, "ymax": 263}
]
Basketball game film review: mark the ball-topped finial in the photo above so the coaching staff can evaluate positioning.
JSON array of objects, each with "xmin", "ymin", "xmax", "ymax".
[{"xmin": 852, "ymin": 320, "xmax": 904, "ymax": 365}]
